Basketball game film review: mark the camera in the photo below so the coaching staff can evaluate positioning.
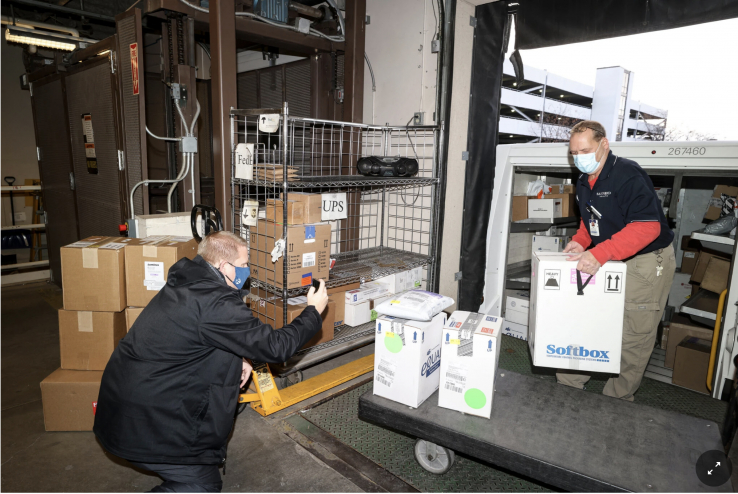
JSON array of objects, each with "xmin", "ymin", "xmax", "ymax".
[{"xmin": 356, "ymin": 156, "xmax": 419, "ymax": 177}]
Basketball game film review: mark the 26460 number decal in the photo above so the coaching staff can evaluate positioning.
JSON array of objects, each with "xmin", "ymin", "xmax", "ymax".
[{"xmin": 668, "ymin": 147, "xmax": 706, "ymax": 156}]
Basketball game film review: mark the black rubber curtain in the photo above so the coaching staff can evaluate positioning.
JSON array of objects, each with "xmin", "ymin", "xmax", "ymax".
[
  {"xmin": 457, "ymin": 1, "xmax": 508, "ymax": 311},
  {"xmin": 516, "ymin": 0, "xmax": 738, "ymax": 50}
]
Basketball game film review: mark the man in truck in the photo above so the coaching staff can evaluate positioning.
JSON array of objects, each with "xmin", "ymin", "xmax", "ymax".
[
  {"xmin": 559, "ymin": 120, "xmax": 676, "ymax": 401},
  {"xmin": 94, "ymin": 231, "xmax": 329, "ymax": 492}
]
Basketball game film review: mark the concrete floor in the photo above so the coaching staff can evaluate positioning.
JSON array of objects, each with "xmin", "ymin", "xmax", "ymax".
[{"xmin": 0, "ymin": 281, "xmax": 370, "ymax": 492}]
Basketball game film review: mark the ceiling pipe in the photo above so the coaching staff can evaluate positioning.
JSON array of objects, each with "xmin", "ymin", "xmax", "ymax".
[
  {"xmin": 4, "ymin": 0, "xmax": 115, "ymax": 23},
  {"xmin": 1, "ymin": 15, "xmax": 80, "ymax": 37}
]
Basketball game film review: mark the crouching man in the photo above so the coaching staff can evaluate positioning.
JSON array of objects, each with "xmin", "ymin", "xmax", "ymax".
[{"xmin": 94, "ymin": 231, "xmax": 328, "ymax": 492}]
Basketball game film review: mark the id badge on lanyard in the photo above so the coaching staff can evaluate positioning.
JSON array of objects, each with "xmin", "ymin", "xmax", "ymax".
[{"xmin": 589, "ymin": 218, "xmax": 600, "ymax": 237}]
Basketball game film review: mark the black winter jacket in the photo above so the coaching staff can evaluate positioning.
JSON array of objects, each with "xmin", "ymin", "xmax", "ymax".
[{"xmin": 93, "ymin": 255, "xmax": 322, "ymax": 464}]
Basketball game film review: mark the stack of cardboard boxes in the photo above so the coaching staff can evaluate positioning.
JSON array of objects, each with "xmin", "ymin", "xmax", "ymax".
[
  {"xmin": 512, "ymin": 184, "xmax": 577, "ymax": 222},
  {"xmin": 40, "ymin": 235, "xmax": 197, "ymax": 431}
]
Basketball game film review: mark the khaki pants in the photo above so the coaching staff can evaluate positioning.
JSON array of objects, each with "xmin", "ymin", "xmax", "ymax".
[{"xmin": 557, "ymin": 244, "xmax": 676, "ymax": 401}]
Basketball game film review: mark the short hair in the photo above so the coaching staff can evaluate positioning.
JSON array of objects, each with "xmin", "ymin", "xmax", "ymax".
[
  {"xmin": 198, "ymin": 231, "xmax": 248, "ymax": 266},
  {"xmin": 570, "ymin": 120, "xmax": 607, "ymax": 142}
]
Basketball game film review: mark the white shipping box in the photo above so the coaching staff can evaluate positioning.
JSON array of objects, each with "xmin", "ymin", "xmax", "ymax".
[
  {"xmin": 373, "ymin": 313, "xmax": 447, "ymax": 408},
  {"xmin": 346, "ymin": 282, "xmax": 390, "ymax": 304},
  {"xmin": 505, "ymin": 289, "xmax": 530, "ymax": 312},
  {"xmin": 502, "ymin": 320, "xmax": 528, "ymax": 341},
  {"xmin": 532, "ymin": 235, "xmax": 569, "ymax": 254},
  {"xmin": 438, "ymin": 312, "xmax": 503, "ymax": 419},
  {"xmin": 668, "ymin": 272, "xmax": 693, "ymax": 308},
  {"xmin": 376, "ymin": 268, "xmax": 422, "ymax": 294},
  {"xmin": 505, "ymin": 308, "xmax": 528, "ymax": 326},
  {"xmin": 345, "ymin": 300, "xmax": 371, "ymax": 326},
  {"xmin": 528, "ymin": 198, "xmax": 563, "ymax": 220},
  {"xmin": 529, "ymin": 252, "xmax": 626, "ymax": 373}
]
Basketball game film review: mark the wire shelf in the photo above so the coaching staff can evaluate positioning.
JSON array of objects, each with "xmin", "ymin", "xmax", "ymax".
[
  {"xmin": 232, "ymin": 175, "xmax": 440, "ymax": 190},
  {"xmin": 249, "ymin": 247, "xmax": 433, "ymax": 297}
]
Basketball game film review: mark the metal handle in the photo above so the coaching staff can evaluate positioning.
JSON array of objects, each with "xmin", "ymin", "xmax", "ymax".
[{"xmin": 4, "ymin": 176, "xmax": 15, "ymax": 186}]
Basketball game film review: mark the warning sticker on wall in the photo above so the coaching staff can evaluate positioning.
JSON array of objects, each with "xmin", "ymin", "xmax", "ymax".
[
  {"xmin": 130, "ymin": 42, "xmax": 140, "ymax": 95},
  {"xmin": 81, "ymin": 113, "xmax": 98, "ymax": 174}
]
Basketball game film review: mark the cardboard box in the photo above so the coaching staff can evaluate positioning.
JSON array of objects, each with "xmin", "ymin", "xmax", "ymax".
[
  {"xmin": 61, "ymin": 237, "xmax": 130, "ymax": 312},
  {"xmin": 681, "ymin": 250, "xmax": 698, "ymax": 275},
  {"xmin": 505, "ymin": 289, "xmax": 530, "ymax": 312},
  {"xmin": 502, "ymin": 320, "xmax": 528, "ymax": 341},
  {"xmin": 505, "ymin": 309, "xmax": 528, "ymax": 326},
  {"xmin": 253, "ymin": 295, "xmax": 336, "ymax": 349},
  {"xmin": 345, "ymin": 282, "xmax": 390, "ymax": 304},
  {"xmin": 59, "ymin": 309, "xmax": 127, "ymax": 370},
  {"xmin": 529, "ymin": 252, "xmax": 626, "ymax": 373},
  {"xmin": 701, "ymin": 257, "xmax": 731, "ymax": 294},
  {"xmin": 250, "ymin": 221, "xmax": 330, "ymax": 289},
  {"xmin": 40, "ymin": 368, "xmax": 103, "ymax": 431},
  {"xmin": 704, "ymin": 185, "xmax": 738, "ymax": 221},
  {"xmin": 373, "ymin": 313, "xmax": 447, "ymax": 408},
  {"xmin": 672, "ymin": 337, "xmax": 711, "ymax": 394},
  {"xmin": 551, "ymin": 184, "xmax": 576, "ymax": 194},
  {"xmin": 668, "ymin": 272, "xmax": 693, "ymax": 307},
  {"xmin": 665, "ymin": 315, "xmax": 713, "ymax": 369},
  {"xmin": 528, "ymin": 198, "xmax": 563, "ymax": 220},
  {"xmin": 438, "ymin": 312, "xmax": 502, "ymax": 419},
  {"xmin": 376, "ymin": 267, "xmax": 423, "ymax": 294},
  {"xmin": 512, "ymin": 196, "xmax": 533, "ymax": 222},
  {"xmin": 328, "ymin": 292, "xmax": 346, "ymax": 327},
  {"xmin": 691, "ymin": 251, "xmax": 731, "ymax": 285},
  {"xmin": 283, "ymin": 192, "xmax": 322, "ymax": 224},
  {"xmin": 345, "ymin": 300, "xmax": 370, "ymax": 326},
  {"xmin": 265, "ymin": 199, "xmax": 305, "ymax": 225},
  {"xmin": 125, "ymin": 307, "xmax": 144, "ymax": 332},
  {"xmin": 370, "ymin": 293, "xmax": 395, "ymax": 321},
  {"xmin": 124, "ymin": 236, "xmax": 198, "ymax": 308},
  {"xmin": 531, "ymin": 235, "xmax": 569, "ymax": 254},
  {"xmin": 545, "ymin": 193, "xmax": 577, "ymax": 217}
]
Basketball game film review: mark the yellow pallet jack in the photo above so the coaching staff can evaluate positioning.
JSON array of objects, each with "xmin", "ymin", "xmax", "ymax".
[{"xmin": 239, "ymin": 354, "xmax": 375, "ymax": 416}]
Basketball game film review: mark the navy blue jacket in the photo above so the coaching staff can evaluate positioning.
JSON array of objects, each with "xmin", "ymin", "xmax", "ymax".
[
  {"xmin": 576, "ymin": 150, "xmax": 673, "ymax": 257},
  {"xmin": 93, "ymin": 255, "xmax": 321, "ymax": 465}
]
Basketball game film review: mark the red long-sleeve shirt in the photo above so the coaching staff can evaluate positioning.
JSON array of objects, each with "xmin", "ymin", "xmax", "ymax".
[{"xmin": 571, "ymin": 176, "xmax": 661, "ymax": 265}]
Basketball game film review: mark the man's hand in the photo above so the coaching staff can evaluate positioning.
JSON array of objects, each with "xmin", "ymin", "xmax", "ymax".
[
  {"xmin": 307, "ymin": 279, "xmax": 329, "ymax": 314},
  {"xmin": 240, "ymin": 359, "xmax": 253, "ymax": 389},
  {"xmin": 563, "ymin": 240, "xmax": 585, "ymax": 254},
  {"xmin": 567, "ymin": 251, "xmax": 601, "ymax": 276}
]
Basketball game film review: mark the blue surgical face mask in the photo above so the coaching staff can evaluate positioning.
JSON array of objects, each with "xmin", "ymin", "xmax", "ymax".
[
  {"xmin": 573, "ymin": 140, "xmax": 603, "ymax": 174},
  {"xmin": 226, "ymin": 263, "xmax": 250, "ymax": 289}
]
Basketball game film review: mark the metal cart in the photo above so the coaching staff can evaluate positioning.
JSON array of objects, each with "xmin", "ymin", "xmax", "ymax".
[{"xmin": 231, "ymin": 103, "xmax": 442, "ymax": 413}]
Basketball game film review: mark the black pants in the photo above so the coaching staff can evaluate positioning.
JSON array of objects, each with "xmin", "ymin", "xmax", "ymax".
[{"xmin": 130, "ymin": 462, "xmax": 222, "ymax": 492}]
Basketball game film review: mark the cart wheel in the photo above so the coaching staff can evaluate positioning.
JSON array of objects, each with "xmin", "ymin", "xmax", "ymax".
[
  {"xmin": 414, "ymin": 439, "xmax": 455, "ymax": 474},
  {"xmin": 278, "ymin": 370, "xmax": 304, "ymax": 389},
  {"xmin": 237, "ymin": 402, "xmax": 248, "ymax": 415}
]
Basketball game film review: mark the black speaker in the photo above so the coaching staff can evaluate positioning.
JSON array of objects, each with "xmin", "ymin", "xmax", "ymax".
[{"xmin": 356, "ymin": 156, "xmax": 419, "ymax": 177}]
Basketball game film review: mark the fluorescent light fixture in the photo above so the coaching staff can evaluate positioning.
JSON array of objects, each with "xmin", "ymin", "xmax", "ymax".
[
  {"xmin": 509, "ymin": 135, "xmax": 513, "ymax": 137},
  {"xmin": 560, "ymin": 94, "xmax": 564, "ymax": 97},
  {"xmin": 4, "ymin": 25, "xmax": 95, "ymax": 52}
]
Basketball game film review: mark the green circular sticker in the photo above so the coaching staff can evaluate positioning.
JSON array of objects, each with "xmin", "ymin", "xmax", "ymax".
[
  {"xmin": 464, "ymin": 388, "xmax": 486, "ymax": 409},
  {"xmin": 384, "ymin": 334, "xmax": 403, "ymax": 353}
]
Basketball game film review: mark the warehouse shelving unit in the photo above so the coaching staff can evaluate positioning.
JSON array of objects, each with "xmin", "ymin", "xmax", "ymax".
[{"xmin": 230, "ymin": 103, "xmax": 441, "ymax": 377}]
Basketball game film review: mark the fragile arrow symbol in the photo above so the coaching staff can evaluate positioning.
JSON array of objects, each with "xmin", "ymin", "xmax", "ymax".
[
  {"xmin": 614, "ymin": 275, "xmax": 620, "ymax": 290},
  {"xmin": 607, "ymin": 274, "xmax": 612, "ymax": 289}
]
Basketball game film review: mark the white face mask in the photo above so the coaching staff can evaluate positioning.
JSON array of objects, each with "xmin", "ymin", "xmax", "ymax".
[{"xmin": 573, "ymin": 140, "xmax": 603, "ymax": 174}]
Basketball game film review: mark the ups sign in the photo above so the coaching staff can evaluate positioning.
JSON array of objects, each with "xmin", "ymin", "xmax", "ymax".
[{"xmin": 321, "ymin": 192, "xmax": 348, "ymax": 221}]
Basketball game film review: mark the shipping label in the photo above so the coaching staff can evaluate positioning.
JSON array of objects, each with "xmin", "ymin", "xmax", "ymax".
[
  {"xmin": 375, "ymin": 358, "xmax": 396, "ymax": 388},
  {"xmin": 444, "ymin": 365, "xmax": 467, "ymax": 394},
  {"xmin": 144, "ymin": 261, "xmax": 166, "ymax": 291}
]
